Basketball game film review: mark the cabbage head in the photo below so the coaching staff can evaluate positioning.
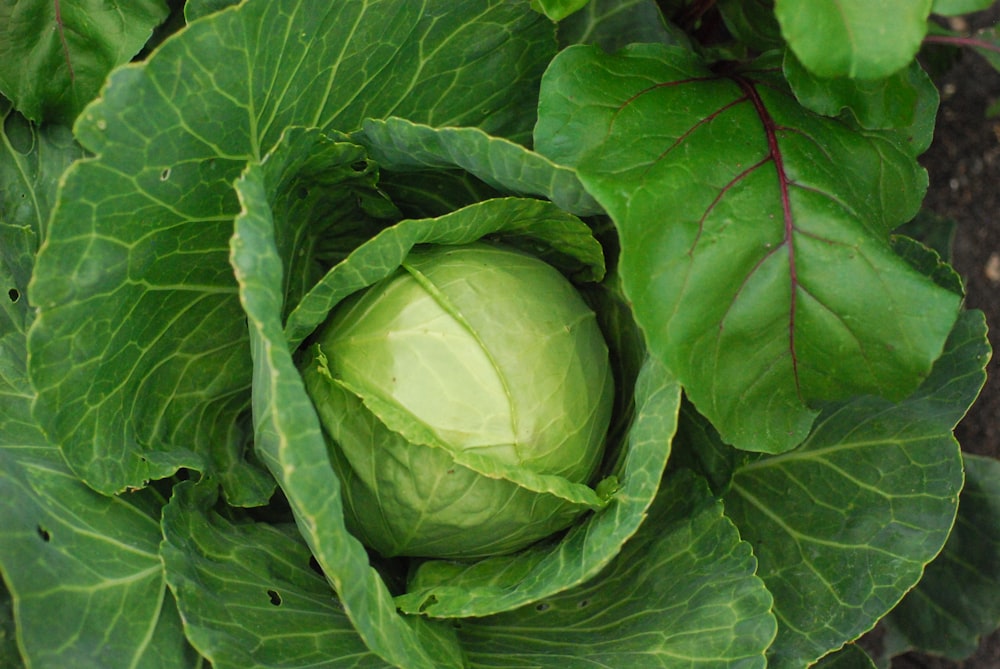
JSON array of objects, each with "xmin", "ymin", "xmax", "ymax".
[{"xmin": 301, "ymin": 242, "xmax": 614, "ymax": 558}]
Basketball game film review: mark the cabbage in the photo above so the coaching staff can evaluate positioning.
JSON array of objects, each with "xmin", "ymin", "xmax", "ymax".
[{"xmin": 302, "ymin": 242, "xmax": 614, "ymax": 558}]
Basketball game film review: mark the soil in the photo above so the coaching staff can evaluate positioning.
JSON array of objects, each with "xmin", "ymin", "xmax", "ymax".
[{"xmin": 887, "ymin": 9, "xmax": 1000, "ymax": 669}]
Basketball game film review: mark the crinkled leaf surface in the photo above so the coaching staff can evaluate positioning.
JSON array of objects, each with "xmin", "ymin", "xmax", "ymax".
[
  {"xmin": 773, "ymin": 0, "xmax": 932, "ymax": 79},
  {"xmin": 397, "ymin": 355, "xmax": 679, "ymax": 618},
  {"xmin": 783, "ymin": 53, "xmax": 939, "ymax": 155},
  {"xmin": 354, "ymin": 117, "xmax": 602, "ymax": 216},
  {"xmin": 458, "ymin": 470, "xmax": 776, "ymax": 668},
  {"xmin": 1, "ymin": 98, "xmax": 85, "ymax": 284},
  {"xmin": 27, "ymin": 0, "xmax": 555, "ymax": 498},
  {"xmin": 535, "ymin": 44, "xmax": 961, "ymax": 453},
  {"xmin": 230, "ymin": 143, "xmax": 462, "ymax": 669},
  {"xmin": 0, "ymin": 0, "xmax": 168, "ymax": 124},
  {"xmin": 723, "ymin": 309, "xmax": 987, "ymax": 668},
  {"xmin": 880, "ymin": 452, "xmax": 1000, "ymax": 660},
  {"xmin": 161, "ymin": 481, "xmax": 390, "ymax": 668},
  {"xmin": 0, "ymin": 254, "xmax": 193, "ymax": 668},
  {"xmin": 1, "ymin": 108, "xmax": 192, "ymax": 668}
]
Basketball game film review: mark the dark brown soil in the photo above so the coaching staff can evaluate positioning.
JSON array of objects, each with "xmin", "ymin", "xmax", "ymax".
[{"xmin": 889, "ymin": 9, "xmax": 1000, "ymax": 669}]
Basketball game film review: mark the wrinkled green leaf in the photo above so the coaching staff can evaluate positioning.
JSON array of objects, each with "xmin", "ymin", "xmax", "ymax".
[
  {"xmin": 161, "ymin": 481, "xmax": 390, "ymax": 668},
  {"xmin": 881, "ymin": 453, "xmax": 1000, "ymax": 660},
  {"xmin": 354, "ymin": 117, "xmax": 602, "ymax": 216},
  {"xmin": 458, "ymin": 470, "xmax": 777, "ymax": 668},
  {"xmin": 783, "ymin": 53, "xmax": 940, "ymax": 155},
  {"xmin": 932, "ymin": 0, "xmax": 996, "ymax": 16},
  {"xmin": 27, "ymin": 0, "xmax": 555, "ymax": 498},
  {"xmin": 773, "ymin": 0, "xmax": 932, "ymax": 79},
  {"xmin": 0, "ymin": 0, "xmax": 169, "ymax": 124},
  {"xmin": 230, "ymin": 137, "xmax": 463, "ymax": 669},
  {"xmin": 1, "ymin": 98, "xmax": 85, "ymax": 283},
  {"xmin": 1, "ymin": 116, "xmax": 193, "ymax": 667},
  {"xmin": 557, "ymin": 0, "xmax": 687, "ymax": 52},
  {"xmin": 723, "ymin": 309, "xmax": 987, "ymax": 668},
  {"xmin": 536, "ymin": 43, "xmax": 961, "ymax": 453}
]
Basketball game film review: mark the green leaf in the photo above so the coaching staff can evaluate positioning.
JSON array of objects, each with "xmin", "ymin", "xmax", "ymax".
[
  {"xmin": 458, "ymin": 470, "xmax": 777, "ymax": 668},
  {"xmin": 932, "ymin": 0, "xmax": 996, "ymax": 16},
  {"xmin": 230, "ymin": 140, "xmax": 463, "ymax": 669},
  {"xmin": 27, "ymin": 0, "xmax": 556, "ymax": 498},
  {"xmin": 811, "ymin": 643, "xmax": 877, "ymax": 669},
  {"xmin": 718, "ymin": 0, "xmax": 784, "ymax": 52},
  {"xmin": 532, "ymin": 0, "xmax": 591, "ymax": 22},
  {"xmin": 396, "ymin": 355, "xmax": 680, "ymax": 618},
  {"xmin": 881, "ymin": 452, "xmax": 1000, "ymax": 660},
  {"xmin": 0, "ymin": 0, "xmax": 169, "ymax": 124},
  {"xmin": 161, "ymin": 481, "xmax": 391, "ymax": 668},
  {"xmin": 723, "ymin": 309, "xmax": 987, "ymax": 668},
  {"xmin": 354, "ymin": 117, "xmax": 603, "ymax": 216},
  {"xmin": 1, "ymin": 98, "xmax": 85, "ymax": 283},
  {"xmin": 773, "ymin": 0, "xmax": 932, "ymax": 79},
  {"xmin": 557, "ymin": 0, "xmax": 688, "ymax": 52},
  {"xmin": 536, "ymin": 44, "xmax": 961, "ymax": 453},
  {"xmin": 783, "ymin": 52, "xmax": 940, "ymax": 155}
]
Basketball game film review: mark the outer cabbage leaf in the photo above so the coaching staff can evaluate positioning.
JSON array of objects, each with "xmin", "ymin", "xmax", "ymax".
[
  {"xmin": 1, "ymin": 107, "xmax": 193, "ymax": 668},
  {"xmin": 535, "ymin": 44, "xmax": 961, "ymax": 454},
  {"xmin": 458, "ymin": 470, "xmax": 777, "ymax": 668},
  {"xmin": 230, "ymin": 138, "xmax": 464, "ymax": 669},
  {"xmin": 773, "ymin": 0, "xmax": 932, "ymax": 79},
  {"xmin": 27, "ymin": 0, "xmax": 555, "ymax": 499},
  {"xmin": 161, "ymin": 481, "xmax": 391, "ymax": 668},
  {"xmin": 723, "ymin": 310, "xmax": 988, "ymax": 668},
  {"xmin": 880, "ymin": 452, "xmax": 1000, "ymax": 661},
  {"xmin": 354, "ymin": 117, "xmax": 603, "ymax": 216},
  {"xmin": 0, "ymin": 0, "xmax": 168, "ymax": 124}
]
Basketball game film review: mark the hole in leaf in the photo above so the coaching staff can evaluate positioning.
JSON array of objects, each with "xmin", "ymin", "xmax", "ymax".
[
  {"xmin": 535, "ymin": 602, "xmax": 550, "ymax": 612},
  {"xmin": 418, "ymin": 595, "xmax": 438, "ymax": 613},
  {"xmin": 308, "ymin": 555, "xmax": 324, "ymax": 576},
  {"xmin": 36, "ymin": 525, "xmax": 51, "ymax": 542},
  {"xmin": 160, "ymin": 167, "xmax": 171, "ymax": 181},
  {"xmin": 7, "ymin": 288, "xmax": 19, "ymax": 303},
  {"xmin": 267, "ymin": 589, "xmax": 282, "ymax": 606},
  {"xmin": 350, "ymin": 160, "xmax": 367, "ymax": 172},
  {"xmin": 577, "ymin": 598, "xmax": 590, "ymax": 609}
]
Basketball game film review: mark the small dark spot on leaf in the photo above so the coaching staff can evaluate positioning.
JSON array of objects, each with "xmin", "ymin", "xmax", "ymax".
[
  {"xmin": 577, "ymin": 598, "xmax": 590, "ymax": 609},
  {"xmin": 7, "ymin": 288, "xmax": 19, "ymax": 303},
  {"xmin": 446, "ymin": 469, "xmax": 455, "ymax": 474},
  {"xmin": 160, "ymin": 168, "xmax": 171, "ymax": 181},
  {"xmin": 267, "ymin": 589, "xmax": 282, "ymax": 606},
  {"xmin": 535, "ymin": 602, "xmax": 550, "ymax": 612},
  {"xmin": 350, "ymin": 160, "xmax": 368, "ymax": 172},
  {"xmin": 297, "ymin": 186, "xmax": 309, "ymax": 199},
  {"xmin": 37, "ymin": 525, "xmax": 51, "ymax": 542},
  {"xmin": 418, "ymin": 595, "xmax": 438, "ymax": 613}
]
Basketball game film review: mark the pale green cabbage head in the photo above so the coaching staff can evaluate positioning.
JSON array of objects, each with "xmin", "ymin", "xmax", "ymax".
[{"xmin": 303, "ymin": 242, "xmax": 614, "ymax": 558}]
